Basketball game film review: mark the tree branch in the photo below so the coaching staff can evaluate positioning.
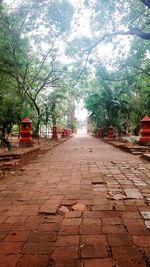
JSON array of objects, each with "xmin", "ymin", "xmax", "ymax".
[
  {"xmin": 33, "ymin": 71, "xmax": 57, "ymax": 101},
  {"xmin": 89, "ymin": 28, "xmax": 150, "ymax": 52},
  {"xmin": 140, "ymin": 0, "xmax": 150, "ymax": 8},
  {"xmin": 129, "ymin": 27, "xmax": 150, "ymax": 39},
  {"xmin": 128, "ymin": 64, "xmax": 150, "ymax": 76},
  {"xmin": 30, "ymin": 39, "xmax": 57, "ymax": 86},
  {"xmin": 100, "ymin": 72, "xmax": 144, "ymax": 82},
  {"xmin": 18, "ymin": 0, "xmax": 39, "ymax": 36}
]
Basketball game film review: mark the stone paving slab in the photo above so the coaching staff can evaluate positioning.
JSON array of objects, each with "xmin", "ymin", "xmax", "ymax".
[
  {"xmin": 0, "ymin": 133, "xmax": 150, "ymax": 266},
  {"xmin": 142, "ymin": 153, "xmax": 150, "ymax": 162}
]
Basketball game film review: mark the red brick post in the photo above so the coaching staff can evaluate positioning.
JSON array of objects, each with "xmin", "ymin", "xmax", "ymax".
[
  {"xmin": 97, "ymin": 128, "xmax": 104, "ymax": 138},
  {"xmin": 140, "ymin": 116, "xmax": 150, "ymax": 145},
  {"xmin": 108, "ymin": 125, "xmax": 114, "ymax": 138},
  {"xmin": 61, "ymin": 128, "xmax": 66, "ymax": 138},
  {"xmin": 51, "ymin": 126, "xmax": 58, "ymax": 140},
  {"xmin": 19, "ymin": 117, "xmax": 33, "ymax": 147}
]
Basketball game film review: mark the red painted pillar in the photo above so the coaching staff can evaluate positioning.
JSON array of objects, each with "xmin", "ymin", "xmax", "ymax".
[
  {"xmin": 19, "ymin": 118, "xmax": 33, "ymax": 147},
  {"xmin": 65, "ymin": 128, "xmax": 68, "ymax": 137},
  {"xmin": 108, "ymin": 125, "xmax": 114, "ymax": 138},
  {"xmin": 97, "ymin": 128, "xmax": 104, "ymax": 138},
  {"xmin": 51, "ymin": 126, "xmax": 58, "ymax": 140},
  {"xmin": 67, "ymin": 128, "xmax": 71, "ymax": 137},
  {"xmin": 61, "ymin": 128, "xmax": 66, "ymax": 138},
  {"xmin": 140, "ymin": 116, "xmax": 150, "ymax": 145}
]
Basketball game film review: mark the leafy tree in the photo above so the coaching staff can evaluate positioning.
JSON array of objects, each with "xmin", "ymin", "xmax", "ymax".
[
  {"xmin": 0, "ymin": 0, "xmax": 74, "ymax": 137},
  {"xmin": 0, "ymin": 95, "xmax": 20, "ymax": 137},
  {"xmin": 85, "ymin": 0, "xmax": 150, "ymax": 50}
]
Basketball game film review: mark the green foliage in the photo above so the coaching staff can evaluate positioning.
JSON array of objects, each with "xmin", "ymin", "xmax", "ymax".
[
  {"xmin": 0, "ymin": 95, "xmax": 20, "ymax": 135},
  {"xmin": 85, "ymin": 61, "xmax": 150, "ymax": 135},
  {"xmin": 0, "ymin": 1, "xmax": 75, "ymax": 137},
  {"xmin": 47, "ymin": 0, "xmax": 74, "ymax": 33},
  {"xmin": 88, "ymin": 0, "xmax": 150, "ymax": 40}
]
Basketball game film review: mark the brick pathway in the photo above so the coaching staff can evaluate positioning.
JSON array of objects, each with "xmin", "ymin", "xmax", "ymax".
[{"xmin": 0, "ymin": 133, "xmax": 150, "ymax": 267}]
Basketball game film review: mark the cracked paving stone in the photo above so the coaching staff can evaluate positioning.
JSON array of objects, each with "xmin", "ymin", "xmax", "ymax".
[{"xmin": 140, "ymin": 211, "xmax": 150, "ymax": 220}]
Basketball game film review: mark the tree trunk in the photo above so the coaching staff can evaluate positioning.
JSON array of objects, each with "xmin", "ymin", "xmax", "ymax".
[
  {"xmin": 1, "ymin": 128, "xmax": 5, "ymax": 138},
  {"xmin": 33, "ymin": 101, "xmax": 41, "ymax": 144}
]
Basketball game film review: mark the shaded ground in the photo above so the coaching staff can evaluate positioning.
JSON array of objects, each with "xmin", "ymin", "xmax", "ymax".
[{"xmin": 0, "ymin": 133, "xmax": 150, "ymax": 267}]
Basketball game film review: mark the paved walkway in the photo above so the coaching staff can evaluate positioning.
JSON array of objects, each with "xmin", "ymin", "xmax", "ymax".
[{"xmin": 0, "ymin": 133, "xmax": 150, "ymax": 267}]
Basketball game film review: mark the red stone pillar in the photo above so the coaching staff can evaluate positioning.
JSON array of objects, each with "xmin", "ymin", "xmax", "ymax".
[
  {"xmin": 67, "ymin": 128, "xmax": 71, "ymax": 137},
  {"xmin": 65, "ymin": 128, "xmax": 68, "ymax": 137},
  {"xmin": 51, "ymin": 126, "xmax": 58, "ymax": 140},
  {"xmin": 61, "ymin": 128, "xmax": 66, "ymax": 138},
  {"xmin": 140, "ymin": 116, "xmax": 150, "ymax": 145},
  {"xmin": 19, "ymin": 118, "xmax": 33, "ymax": 147},
  {"xmin": 97, "ymin": 128, "xmax": 104, "ymax": 138},
  {"xmin": 108, "ymin": 125, "xmax": 114, "ymax": 138}
]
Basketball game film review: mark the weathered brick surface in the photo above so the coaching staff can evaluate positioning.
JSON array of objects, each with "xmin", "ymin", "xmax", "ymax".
[
  {"xmin": 122, "ymin": 211, "xmax": 141, "ymax": 219},
  {"xmin": 22, "ymin": 241, "xmax": 54, "ymax": 254},
  {"xmin": 51, "ymin": 245, "xmax": 78, "ymax": 260},
  {"xmin": 0, "ymin": 223, "xmax": 13, "ymax": 231},
  {"xmin": 132, "ymin": 236, "xmax": 150, "ymax": 247},
  {"xmin": 107, "ymin": 233, "xmax": 133, "ymax": 246},
  {"xmin": 80, "ymin": 244, "xmax": 108, "ymax": 258},
  {"xmin": 84, "ymin": 258, "xmax": 114, "ymax": 267},
  {"xmin": 127, "ymin": 224, "xmax": 150, "ymax": 235},
  {"xmin": 0, "ymin": 231, "xmax": 7, "ymax": 241},
  {"xmin": 58, "ymin": 225, "xmax": 79, "ymax": 235},
  {"xmin": 61, "ymin": 218, "xmax": 82, "ymax": 226},
  {"xmin": 80, "ymin": 234, "xmax": 108, "ymax": 258},
  {"xmin": 82, "ymin": 217, "xmax": 101, "ymax": 225},
  {"xmin": 81, "ymin": 234, "xmax": 107, "ymax": 246},
  {"xmin": 55, "ymin": 235, "xmax": 79, "ymax": 246},
  {"xmin": 0, "ymin": 134, "xmax": 150, "ymax": 266},
  {"xmin": 80, "ymin": 223, "xmax": 102, "ymax": 234},
  {"xmin": 0, "ymin": 255, "xmax": 21, "ymax": 267},
  {"xmin": 102, "ymin": 224, "xmax": 126, "ymax": 234},
  {"xmin": 0, "ymin": 241, "xmax": 24, "ymax": 254},
  {"xmin": 17, "ymin": 255, "xmax": 49, "ymax": 267},
  {"xmin": 4, "ymin": 230, "xmax": 30, "ymax": 242},
  {"xmin": 116, "ymin": 259, "xmax": 146, "ymax": 267},
  {"xmin": 112, "ymin": 246, "xmax": 143, "ymax": 260},
  {"xmin": 54, "ymin": 260, "xmax": 81, "ymax": 267},
  {"xmin": 102, "ymin": 217, "xmax": 122, "ymax": 225},
  {"xmin": 65, "ymin": 211, "xmax": 82, "ymax": 218},
  {"xmin": 37, "ymin": 223, "xmax": 59, "ymax": 232},
  {"xmin": 28, "ymin": 231, "xmax": 57, "ymax": 242}
]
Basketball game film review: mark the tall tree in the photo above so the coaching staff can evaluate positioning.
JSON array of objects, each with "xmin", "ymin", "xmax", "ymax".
[{"xmin": 0, "ymin": 0, "xmax": 74, "ymax": 135}]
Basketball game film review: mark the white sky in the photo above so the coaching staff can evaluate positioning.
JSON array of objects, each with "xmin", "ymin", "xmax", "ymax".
[
  {"xmin": 75, "ymin": 100, "xmax": 88, "ymax": 120},
  {"xmin": 75, "ymin": 108, "xmax": 87, "ymax": 120}
]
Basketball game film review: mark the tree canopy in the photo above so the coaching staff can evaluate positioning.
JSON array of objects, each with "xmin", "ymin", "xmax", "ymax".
[{"xmin": 0, "ymin": 0, "xmax": 150, "ymax": 142}]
